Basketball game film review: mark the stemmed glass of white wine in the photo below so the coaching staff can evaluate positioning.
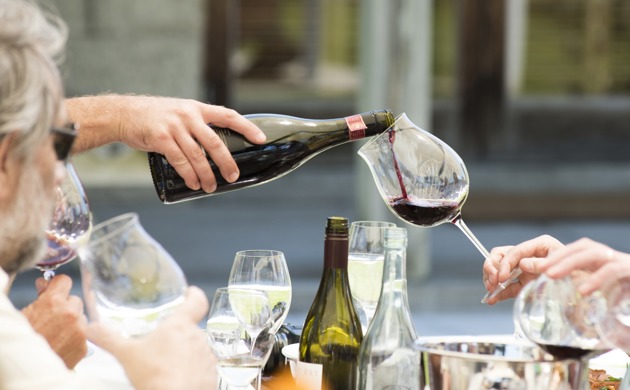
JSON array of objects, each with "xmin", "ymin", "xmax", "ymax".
[
  {"xmin": 36, "ymin": 162, "xmax": 92, "ymax": 280},
  {"xmin": 206, "ymin": 287, "xmax": 275, "ymax": 390},
  {"xmin": 348, "ymin": 221, "xmax": 396, "ymax": 334},
  {"xmin": 228, "ymin": 250, "xmax": 292, "ymax": 333}
]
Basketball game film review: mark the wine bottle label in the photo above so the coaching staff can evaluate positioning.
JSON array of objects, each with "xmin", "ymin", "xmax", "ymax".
[
  {"xmin": 345, "ymin": 115, "xmax": 367, "ymax": 140},
  {"xmin": 295, "ymin": 361, "xmax": 323, "ymax": 390}
]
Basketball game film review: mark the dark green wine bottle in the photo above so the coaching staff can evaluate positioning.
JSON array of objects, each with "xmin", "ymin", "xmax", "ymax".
[
  {"xmin": 297, "ymin": 217, "xmax": 363, "ymax": 390},
  {"xmin": 148, "ymin": 110, "xmax": 394, "ymax": 204}
]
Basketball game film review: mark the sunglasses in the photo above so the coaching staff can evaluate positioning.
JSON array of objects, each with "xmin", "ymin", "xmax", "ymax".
[{"xmin": 51, "ymin": 123, "xmax": 77, "ymax": 161}]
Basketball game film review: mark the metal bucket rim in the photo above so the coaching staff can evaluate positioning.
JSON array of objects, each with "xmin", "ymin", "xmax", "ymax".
[{"xmin": 414, "ymin": 335, "xmax": 553, "ymax": 363}]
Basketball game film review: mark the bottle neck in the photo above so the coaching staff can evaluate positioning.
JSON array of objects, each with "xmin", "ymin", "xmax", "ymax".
[
  {"xmin": 381, "ymin": 244, "xmax": 408, "ymax": 292},
  {"xmin": 324, "ymin": 234, "xmax": 349, "ymax": 269},
  {"xmin": 355, "ymin": 110, "xmax": 395, "ymax": 139}
]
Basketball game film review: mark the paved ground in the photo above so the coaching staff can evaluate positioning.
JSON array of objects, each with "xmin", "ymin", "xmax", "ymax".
[{"xmin": 9, "ymin": 150, "xmax": 630, "ymax": 338}]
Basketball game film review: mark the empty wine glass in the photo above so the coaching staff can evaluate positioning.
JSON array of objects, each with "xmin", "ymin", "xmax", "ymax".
[
  {"xmin": 37, "ymin": 162, "xmax": 92, "ymax": 280},
  {"xmin": 348, "ymin": 221, "xmax": 396, "ymax": 335},
  {"xmin": 228, "ymin": 250, "xmax": 292, "ymax": 334},
  {"xmin": 514, "ymin": 273, "xmax": 630, "ymax": 357},
  {"xmin": 78, "ymin": 213, "xmax": 187, "ymax": 337},
  {"xmin": 206, "ymin": 287, "xmax": 275, "ymax": 390}
]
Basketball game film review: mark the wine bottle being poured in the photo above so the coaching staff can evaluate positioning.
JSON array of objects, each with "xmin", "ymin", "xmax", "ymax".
[{"xmin": 148, "ymin": 110, "xmax": 395, "ymax": 204}]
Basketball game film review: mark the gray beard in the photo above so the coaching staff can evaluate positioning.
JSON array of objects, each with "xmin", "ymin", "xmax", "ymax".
[
  {"xmin": 0, "ymin": 160, "xmax": 54, "ymax": 276},
  {"xmin": 1, "ymin": 235, "xmax": 47, "ymax": 275}
]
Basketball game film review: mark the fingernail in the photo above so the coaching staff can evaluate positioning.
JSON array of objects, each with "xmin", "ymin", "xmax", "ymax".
[
  {"xmin": 228, "ymin": 171, "xmax": 239, "ymax": 183},
  {"xmin": 255, "ymin": 132, "xmax": 266, "ymax": 143},
  {"xmin": 188, "ymin": 181, "xmax": 201, "ymax": 191},
  {"xmin": 203, "ymin": 183, "xmax": 217, "ymax": 193}
]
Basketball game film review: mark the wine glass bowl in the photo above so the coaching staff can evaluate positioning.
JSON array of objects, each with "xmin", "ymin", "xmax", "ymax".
[
  {"xmin": 37, "ymin": 162, "xmax": 92, "ymax": 280},
  {"xmin": 206, "ymin": 287, "xmax": 275, "ymax": 390},
  {"xmin": 228, "ymin": 250, "xmax": 292, "ymax": 334},
  {"xmin": 357, "ymin": 113, "xmax": 490, "ymax": 261},
  {"xmin": 78, "ymin": 212, "xmax": 187, "ymax": 337},
  {"xmin": 513, "ymin": 273, "xmax": 629, "ymax": 357},
  {"xmin": 358, "ymin": 113, "xmax": 469, "ymax": 228}
]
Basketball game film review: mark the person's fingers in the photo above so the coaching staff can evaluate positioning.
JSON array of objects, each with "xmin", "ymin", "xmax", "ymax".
[
  {"xmin": 171, "ymin": 286, "xmax": 209, "ymax": 324},
  {"xmin": 158, "ymin": 141, "xmax": 204, "ymax": 191},
  {"xmin": 483, "ymin": 246, "xmax": 512, "ymax": 287},
  {"xmin": 191, "ymin": 126, "xmax": 239, "ymax": 188},
  {"xmin": 544, "ymin": 238, "xmax": 611, "ymax": 278},
  {"xmin": 67, "ymin": 295, "xmax": 85, "ymax": 317},
  {"xmin": 43, "ymin": 274, "xmax": 73, "ymax": 297},
  {"xmin": 35, "ymin": 277, "xmax": 50, "ymax": 295},
  {"xmin": 497, "ymin": 235, "xmax": 563, "ymax": 280},
  {"xmin": 200, "ymin": 105, "xmax": 265, "ymax": 144}
]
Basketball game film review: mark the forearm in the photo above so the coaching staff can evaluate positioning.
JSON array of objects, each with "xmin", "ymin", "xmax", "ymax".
[{"xmin": 65, "ymin": 95, "xmax": 126, "ymax": 153}]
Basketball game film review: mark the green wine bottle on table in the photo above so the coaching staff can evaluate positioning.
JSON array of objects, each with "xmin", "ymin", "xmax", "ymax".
[{"xmin": 297, "ymin": 217, "xmax": 363, "ymax": 390}]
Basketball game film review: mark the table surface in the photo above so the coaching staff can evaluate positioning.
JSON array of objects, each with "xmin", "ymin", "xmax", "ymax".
[{"xmin": 75, "ymin": 339, "xmax": 629, "ymax": 389}]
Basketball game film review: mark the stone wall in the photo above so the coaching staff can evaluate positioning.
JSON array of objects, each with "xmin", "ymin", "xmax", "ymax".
[{"xmin": 47, "ymin": 0, "xmax": 204, "ymax": 99}]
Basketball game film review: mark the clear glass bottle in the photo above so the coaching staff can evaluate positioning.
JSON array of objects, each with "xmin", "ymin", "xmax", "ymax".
[
  {"xmin": 297, "ymin": 216, "xmax": 363, "ymax": 390},
  {"xmin": 356, "ymin": 226, "xmax": 420, "ymax": 390},
  {"xmin": 148, "ymin": 110, "xmax": 395, "ymax": 203}
]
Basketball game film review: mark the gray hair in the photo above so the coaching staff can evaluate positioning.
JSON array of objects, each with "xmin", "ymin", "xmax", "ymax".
[{"xmin": 0, "ymin": 0, "xmax": 67, "ymax": 161}]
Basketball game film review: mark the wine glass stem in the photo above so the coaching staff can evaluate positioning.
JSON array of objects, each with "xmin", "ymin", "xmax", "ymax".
[
  {"xmin": 451, "ymin": 215, "xmax": 490, "ymax": 258},
  {"xmin": 43, "ymin": 270, "xmax": 55, "ymax": 281}
]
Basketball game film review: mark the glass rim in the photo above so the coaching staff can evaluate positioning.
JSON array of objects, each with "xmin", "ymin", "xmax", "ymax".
[
  {"xmin": 350, "ymin": 220, "xmax": 397, "ymax": 228},
  {"xmin": 234, "ymin": 249, "xmax": 285, "ymax": 258},
  {"xmin": 87, "ymin": 212, "xmax": 140, "ymax": 247}
]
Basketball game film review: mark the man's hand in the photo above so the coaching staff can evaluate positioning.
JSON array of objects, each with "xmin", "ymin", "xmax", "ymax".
[
  {"xmin": 88, "ymin": 286, "xmax": 217, "ymax": 390},
  {"xmin": 21, "ymin": 275, "xmax": 88, "ymax": 368}
]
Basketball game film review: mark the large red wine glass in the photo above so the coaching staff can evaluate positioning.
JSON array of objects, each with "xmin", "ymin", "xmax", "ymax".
[
  {"xmin": 514, "ymin": 274, "xmax": 629, "ymax": 355},
  {"xmin": 36, "ymin": 162, "xmax": 92, "ymax": 280},
  {"xmin": 357, "ymin": 113, "xmax": 489, "ymax": 259}
]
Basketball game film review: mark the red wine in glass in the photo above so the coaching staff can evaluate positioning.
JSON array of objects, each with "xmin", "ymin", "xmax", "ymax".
[
  {"xmin": 388, "ymin": 196, "xmax": 461, "ymax": 227},
  {"xmin": 36, "ymin": 233, "xmax": 78, "ymax": 280},
  {"xmin": 537, "ymin": 344, "xmax": 607, "ymax": 361},
  {"xmin": 386, "ymin": 129, "xmax": 489, "ymax": 257}
]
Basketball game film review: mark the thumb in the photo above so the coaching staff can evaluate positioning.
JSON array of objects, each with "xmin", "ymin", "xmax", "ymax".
[
  {"xmin": 35, "ymin": 277, "xmax": 49, "ymax": 295},
  {"xmin": 172, "ymin": 286, "xmax": 209, "ymax": 324}
]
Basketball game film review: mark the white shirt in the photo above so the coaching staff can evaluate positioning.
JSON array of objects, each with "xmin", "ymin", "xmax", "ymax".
[{"xmin": 0, "ymin": 268, "xmax": 109, "ymax": 390}]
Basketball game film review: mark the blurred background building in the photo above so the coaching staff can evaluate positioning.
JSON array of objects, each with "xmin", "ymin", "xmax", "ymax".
[{"xmin": 11, "ymin": 0, "xmax": 630, "ymax": 335}]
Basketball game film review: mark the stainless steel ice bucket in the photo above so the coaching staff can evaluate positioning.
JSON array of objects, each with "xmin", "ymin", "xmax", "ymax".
[{"xmin": 414, "ymin": 335, "xmax": 591, "ymax": 390}]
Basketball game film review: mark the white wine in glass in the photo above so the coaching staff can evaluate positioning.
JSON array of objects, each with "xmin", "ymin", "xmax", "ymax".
[
  {"xmin": 228, "ymin": 250, "xmax": 292, "ymax": 333},
  {"xmin": 206, "ymin": 287, "xmax": 275, "ymax": 390},
  {"xmin": 347, "ymin": 221, "xmax": 396, "ymax": 334}
]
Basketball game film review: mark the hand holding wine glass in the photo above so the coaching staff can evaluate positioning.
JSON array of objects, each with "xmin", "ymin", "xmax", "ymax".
[{"xmin": 37, "ymin": 162, "xmax": 92, "ymax": 280}]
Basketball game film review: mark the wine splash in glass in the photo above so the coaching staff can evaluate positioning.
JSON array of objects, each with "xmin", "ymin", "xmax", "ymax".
[
  {"xmin": 37, "ymin": 162, "xmax": 92, "ymax": 280},
  {"xmin": 358, "ymin": 113, "xmax": 490, "ymax": 267}
]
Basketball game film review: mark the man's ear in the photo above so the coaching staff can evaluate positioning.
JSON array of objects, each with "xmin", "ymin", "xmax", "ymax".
[{"xmin": 0, "ymin": 133, "xmax": 17, "ymax": 199}]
